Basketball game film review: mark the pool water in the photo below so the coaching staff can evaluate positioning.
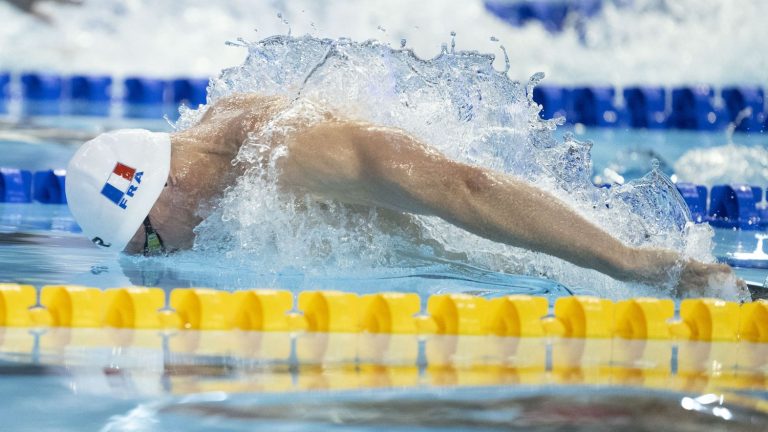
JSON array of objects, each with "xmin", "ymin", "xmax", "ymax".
[
  {"xmin": 3, "ymin": 117, "xmax": 766, "ymax": 291},
  {"xmin": 569, "ymin": 126, "xmax": 768, "ymax": 186},
  {"xmin": 1, "ymin": 326, "xmax": 767, "ymax": 431},
  {"xmin": 1, "ymin": 118, "xmax": 767, "ymax": 431}
]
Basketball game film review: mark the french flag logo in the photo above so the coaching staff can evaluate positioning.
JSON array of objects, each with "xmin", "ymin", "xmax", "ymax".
[{"xmin": 100, "ymin": 162, "xmax": 143, "ymax": 209}]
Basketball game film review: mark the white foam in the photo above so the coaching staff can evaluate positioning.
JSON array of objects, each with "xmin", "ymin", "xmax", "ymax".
[
  {"xmin": 1, "ymin": 0, "xmax": 766, "ymax": 86},
  {"xmin": 0, "ymin": 1, "xmax": 752, "ymax": 297},
  {"xmin": 185, "ymin": 36, "xmax": 714, "ymax": 299},
  {"xmin": 674, "ymin": 143, "xmax": 768, "ymax": 187}
]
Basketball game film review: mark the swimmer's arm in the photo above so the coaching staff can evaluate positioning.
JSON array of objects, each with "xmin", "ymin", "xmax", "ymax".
[{"xmin": 283, "ymin": 121, "xmax": 655, "ymax": 281}]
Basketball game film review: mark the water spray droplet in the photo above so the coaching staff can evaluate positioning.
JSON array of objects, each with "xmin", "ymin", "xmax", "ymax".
[
  {"xmin": 377, "ymin": 25, "xmax": 386, "ymax": 33},
  {"xmin": 190, "ymin": 35, "xmax": 704, "ymax": 292},
  {"xmin": 400, "ymin": 38, "xmax": 407, "ymax": 48},
  {"xmin": 224, "ymin": 38, "xmax": 249, "ymax": 47},
  {"xmin": 277, "ymin": 12, "xmax": 290, "ymax": 35},
  {"xmin": 499, "ymin": 45, "xmax": 510, "ymax": 74},
  {"xmin": 526, "ymin": 72, "xmax": 544, "ymax": 102},
  {"xmin": 725, "ymin": 106, "xmax": 753, "ymax": 144},
  {"xmin": 490, "ymin": 36, "xmax": 499, "ymax": 42},
  {"xmin": 450, "ymin": 31, "xmax": 456, "ymax": 54},
  {"xmin": 529, "ymin": 72, "xmax": 545, "ymax": 86},
  {"xmin": 651, "ymin": 158, "xmax": 660, "ymax": 170}
]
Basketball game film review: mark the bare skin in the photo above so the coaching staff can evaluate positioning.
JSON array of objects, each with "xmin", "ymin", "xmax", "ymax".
[{"xmin": 125, "ymin": 94, "xmax": 738, "ymax": 295}]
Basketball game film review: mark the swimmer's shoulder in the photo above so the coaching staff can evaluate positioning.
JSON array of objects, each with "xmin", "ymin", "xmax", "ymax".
[{"xmin": 200, "ymin": 93, "xmax": 289, "ymax": 123}]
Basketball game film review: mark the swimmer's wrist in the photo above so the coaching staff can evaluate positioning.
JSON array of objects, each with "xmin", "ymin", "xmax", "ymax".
[
  {"xmin": 606, "ymin": 247, "xmax": 642, "ymax": 282},
  {"xmin": 615, "ymin": 248, "xmax": 680, "ymax": 285}
]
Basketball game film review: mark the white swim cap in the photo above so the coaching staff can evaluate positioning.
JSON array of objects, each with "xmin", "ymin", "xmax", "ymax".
[{"xmin": 66, "ymin": 129, "xmax": 171, "ymax": 251}]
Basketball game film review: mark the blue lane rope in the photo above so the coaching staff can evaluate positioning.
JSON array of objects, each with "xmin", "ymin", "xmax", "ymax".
[
  {"xmin": 1, "ymin": 167, "xmax": 765, "ymax": 230},
  {"xmin": 1, "ymin": 169, "xmax": 65, "ymax": 204},
  {"xmin": 0, "ymin": 72, "xmax": 209, "ymax": 119},
  {"xmin": 533, "ymin": 85, "xmax": 766, "ymax": 132},
  {"xmin": 0, "ymin": 71, "xmax": 765, "ymax": 132}
]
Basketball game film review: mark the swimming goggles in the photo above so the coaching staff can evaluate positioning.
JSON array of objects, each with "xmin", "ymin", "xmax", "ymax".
[{"xmin": 142, "ymin": 216, "xmax": 167, "ymax": 257}]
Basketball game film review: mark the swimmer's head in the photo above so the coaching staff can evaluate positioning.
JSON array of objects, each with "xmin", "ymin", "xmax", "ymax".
[{"xmin": 66, "ymin": 129, "xmax": 171, "ymax": 252}]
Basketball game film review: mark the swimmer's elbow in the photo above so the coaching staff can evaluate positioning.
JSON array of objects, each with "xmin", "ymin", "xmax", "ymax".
[
  {"xmin": 354, "ymin": 126, "xmax": 494, "ymax": 212},
  {"xmin": 458, "ymin": 166, "xmax": 493, "ymax": 196},
  {"xmin": 422, "ymin": 164, "xmax": 494, "ymax": 216}
]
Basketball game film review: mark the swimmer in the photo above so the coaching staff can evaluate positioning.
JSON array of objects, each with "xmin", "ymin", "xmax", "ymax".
[{"xmin": 66, "ymin": 93, "xmax": 740, "ymax": 295}]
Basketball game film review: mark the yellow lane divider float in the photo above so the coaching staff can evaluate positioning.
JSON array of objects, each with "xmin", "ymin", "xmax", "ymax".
[{"xmin": 0, "ymin": 283, "xmax": 766, "ymax": 342}]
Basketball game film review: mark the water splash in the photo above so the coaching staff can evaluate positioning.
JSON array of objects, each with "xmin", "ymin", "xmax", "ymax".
[
  {"xmin": 276, "ymin": 12, "xmax": 291, "ymax": 36},
  {"xmin": 725, "ymin": 107, "xmax": 754, "ymax": 145},
  {"xmin": 184, "ymin": 35, "xmax": 720, "ymax": 299},
  {"xmin": 499, "ymin": 44, "xmax": 510, "ymax": 74},
  {"xmin": 1, "ymin": 0, "xmax": 767, "ymax": 85},
  {"xmin": 1, "ymin": 0, "xmax": 766, "ymax": 95},
  {"xmin": 675, "ymin": 143, "xmax": 768, "ymax": 187}
]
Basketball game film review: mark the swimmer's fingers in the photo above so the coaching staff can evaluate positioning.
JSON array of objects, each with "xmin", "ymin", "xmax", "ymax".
[
  {"xmin": 708, "ymin": 262, "xmax": 733, "ymax": 275},
  {"xmin": 735, "ymin": 278, "xmax": 751, "ymax": 302},
  {"xmin": 676, "ymin": 260, "xmax": 734, "ymax": 297},
  {"xmin": 736, "ymin": 278, "xmax": 747, "ymax": 290}
]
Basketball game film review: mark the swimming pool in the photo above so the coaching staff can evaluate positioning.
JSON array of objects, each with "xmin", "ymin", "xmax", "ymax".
[
  {"xmin": 2, "ymin": 0, "xmax": 768, "ymax": 428},
  {"xmin": 1, "ymin": 113, "xmax": 767, "ymax": 430},
  {"xmin": 3, "ymin": 115, "xmax": 766, "ymax": 290}
]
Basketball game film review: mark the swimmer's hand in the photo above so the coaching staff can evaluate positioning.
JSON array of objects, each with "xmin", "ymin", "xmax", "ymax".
[
  {"xmin": 677, "ymin": 260, "xmax": 747, "ymax": 299},
  {"xmin": 623, "ymin": 249, "xmax": 748, "ymax": 300}
]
